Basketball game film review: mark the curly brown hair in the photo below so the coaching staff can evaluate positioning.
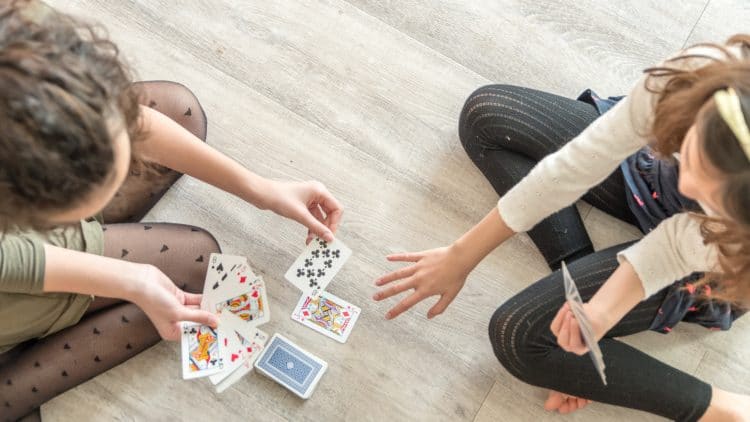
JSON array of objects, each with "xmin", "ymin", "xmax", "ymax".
[
  {"xmin": 0, "ymin": 0, "xmax": 141, "ymax": 229},
  {"xmin": 645, "ymin": 34, "xmax": 750, "ymax": 304}
]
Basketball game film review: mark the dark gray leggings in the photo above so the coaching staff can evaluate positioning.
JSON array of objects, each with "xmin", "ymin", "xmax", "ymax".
[{"xmin": 459, "ymin": 85, "xmax": 712, "ymax": 421}]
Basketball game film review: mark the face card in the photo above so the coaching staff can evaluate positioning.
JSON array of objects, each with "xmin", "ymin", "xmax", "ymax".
[
  {"xmin": 284, "ymin": 237, "xmax": 352, "ymax": 296},
  {"xmin": 214, "ymin": 329, "xmax": 269, "ymax": 393},
  {"xmin": 212, "ymin": 277, "xmax": 270, "ymax": 328},
  {"xmin": 561, "ymin": 261, "xmax": 607, "ymax": 385},
  {"xmin": 201, "ymin": 254, "xmax": 254, "ymax": 310},
  {"xmin": 291, "ymin": 291, "xmax": 361, "ymax": 343},
  {"xmin": 254, "ymin": 333, "xmax": 327, "ymax": 399},
  {"xmin": 181, "ymin": 322, "xmax": 224, "ymax": 380}
]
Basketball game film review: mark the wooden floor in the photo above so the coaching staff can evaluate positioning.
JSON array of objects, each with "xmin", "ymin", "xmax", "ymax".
[{"xmin": 41, "ymin": 1, "xmax": 750, "ymax": 420}]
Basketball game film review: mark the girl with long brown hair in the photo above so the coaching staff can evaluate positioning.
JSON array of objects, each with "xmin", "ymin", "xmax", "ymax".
[
  {"xmin": 375, "ymin": 36, "xmax": 750, "ymax": 420},
  {"xmin": 0, "ymin": 2, "xmax": 342, "ymax": 420}
]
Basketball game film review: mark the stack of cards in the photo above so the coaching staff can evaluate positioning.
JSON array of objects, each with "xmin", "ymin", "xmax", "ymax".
[
  {"xmin": 254, "ymin": 334, "xmax": 328, "ymax": 399},
  {"xmin": 561, "ymin": 261, "xmax": 607, "ymax": 385},
  {"xmin": 181, "ymin": 254, "xmax": 271, "ymax": 392},
  {"xmin": 283, "ymin": 237, "xmax": 361, "ymax": 343}
]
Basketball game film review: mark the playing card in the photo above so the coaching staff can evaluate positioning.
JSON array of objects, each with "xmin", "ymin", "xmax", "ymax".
[
  {"xmin": 561, "ymin": 261, "xmax": 607, "ymax": 385},
  {"xmin": 210, "ymin": 313, "xmax": 267, "ymax": 386},
  {"xmin": 214, "ymin": 329, "xmax": 269, "ymax": 393},
  {"xmin": 181, "ymin": 322, "xmax": 225, "ymax": 380},
  {"xmin": 284, "ymin": 237, "xmax": 352, "ymax": 296},
  {"xmin": 213, "ymin": 277, "xmax": 270, "ymax": 328},
  {"xmin": 201, "ymin": 253, "xmax": 254, "ymax": 311},
  {"xmin": 254, "ymin": 333, "xmax": 327, "ymax": 399},
  {"xmin": 291, "ymin": 291, "xmax": 361, "ymax": 343}
]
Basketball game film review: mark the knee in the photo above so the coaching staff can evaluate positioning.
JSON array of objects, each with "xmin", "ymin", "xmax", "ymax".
[
  {"xmin": 488, "ymin": 297, "xmax": 553, "ymax": 383},
  {"xmin": 191, "ymin": 226, "xmax": 221, "ymax": 255},
  {"xmin": 138, "ymin": 81, "xmax": 208, "ymax": 141},
  {"xmin": 182, "ymin": 226, "xmax": 221, "ymax": 293},
  {"xmin": 458, "ymin": 84, "xmax": 520, "ymax": 157}
]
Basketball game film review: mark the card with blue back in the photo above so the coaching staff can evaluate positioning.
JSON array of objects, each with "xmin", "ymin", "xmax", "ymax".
[{"xmin": 254, "ymin": 333, "xmax": 327, "ymax": 399}]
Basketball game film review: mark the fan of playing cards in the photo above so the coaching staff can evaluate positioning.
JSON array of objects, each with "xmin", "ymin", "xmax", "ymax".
[
  {"xmin": 561, "ymin": 261, "xmax": 607, "ymax": 385},
  {"xmin": 179, "ymin": 237, "xmax": 361, "ymax": 399}
]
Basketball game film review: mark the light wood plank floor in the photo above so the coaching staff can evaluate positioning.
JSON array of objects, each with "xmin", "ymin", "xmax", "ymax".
[{"xmin": 39, "ymin": 1, "xmax": 750, "ymax": 420}]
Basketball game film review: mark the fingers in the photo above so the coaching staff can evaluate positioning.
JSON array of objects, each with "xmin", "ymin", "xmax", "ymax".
[
  {"xmin": 375, "ymin": 265, "xmax": 418, "ymax": 287},
  {"xmin": 311, "ymin": 182, "xmax": 344, "ymax": 235},
  {"xmin": 373, "ymin": 277, "xmax": 416, "ymax": 301},
  {"xmin": 568, "ymin": 317, "xmax": 587, "ymax": 355},
  {"xmin": 550, "ymin": 302, "xmax": 568, "ymax": 336},
  {"xmin": 386, "ymin": 252, "xmax": 425, "ymax": 262},
  {"xmin": 183, "ymin": 292, "xmax": 202, "ymax": 307},
  {"xmin": 427, "ymin": 290, "xmax": 458, "ymax": 319},
  {"xmin": 180, "ymin": 308, "xmax": 219, "ymax": 328},
  {"xmin": 306, "ymin": 205, "xmax": 326, "ymax": 244},
  {"xmin": 557, "ymin": 311, "xmax": 570, "ymax": 349},
  {"xmin": 386, "ymin": 292, "xmax": 423, "ymax": 320},
  {"xmin": 299, "ymin": 206, "xmax": 334, "ymax": 242}
]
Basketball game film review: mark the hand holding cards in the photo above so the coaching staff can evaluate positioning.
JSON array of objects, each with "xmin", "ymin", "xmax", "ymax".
[
  {"xmin": 561, "ymin": 262, "xmax": 607, "ymax": 385},
  {"xmin": 182, "ymin": 254, "xmax": 270, "ymax": 390}
]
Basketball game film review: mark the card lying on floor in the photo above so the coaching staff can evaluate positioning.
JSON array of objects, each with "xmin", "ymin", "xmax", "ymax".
[
  {"xmin": 254, "ymin": 333, "xmax": 327, "ymax": 399},
  {"xmin": 291, "ymin": 291, "xmax": 361, "ymax": 343},
  {"xmin": 181, "ymin": 322, "xmax": 225, "ymax": 380},
  {"xmin": 561, "ymin": 261, "xmax": 607, "ymax": 386},
  {"xmin": 284, "ymin": 237, "xmax": 352, "ymax": 297}
]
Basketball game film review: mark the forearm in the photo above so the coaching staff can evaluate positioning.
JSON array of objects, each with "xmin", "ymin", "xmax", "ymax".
[
  {"xmin": 587, "ymin": 261, "xmax": 646, "ymax": 330},
  {"xmin": 452, "ymin": 207, "xmax": 515, "ymax": 267},
  {"xmin": 136, "ymin": 105, "xmax": 272, "ymax": 209},
  {"xmin": 42, "ymin": 244, "xmax": 147, "ymax": 301}
]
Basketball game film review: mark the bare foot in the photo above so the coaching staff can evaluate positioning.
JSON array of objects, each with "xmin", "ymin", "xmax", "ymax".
[{"xmin": 544, "ymin": 390, "xmax": 592, "ymax": 414}]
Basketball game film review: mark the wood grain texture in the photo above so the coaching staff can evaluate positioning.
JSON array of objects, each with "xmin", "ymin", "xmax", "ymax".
[{"xmin": 34, "ymin": 0, "xmax": 749, "ymax": 421}]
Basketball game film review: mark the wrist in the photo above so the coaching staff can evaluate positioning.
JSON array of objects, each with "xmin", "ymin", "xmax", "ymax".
[
  {"xmin": 122, "ymin": 263, "xmax": 152, "ymax": 303},
  {"xmin": 243, "ymin": 174, "xmax": 274, "ymax": 210}
]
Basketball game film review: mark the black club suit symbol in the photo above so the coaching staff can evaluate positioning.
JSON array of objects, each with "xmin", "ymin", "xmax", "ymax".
[
  {"xmin": 304, "ymin": 259, "xmax": 313, "ymax": 268},
  {"xmin": 306, "ymin": 269, "xmax": 315, "ymax": 278},
  {"xmin": 296, "ymin": 269, "xmax": 305, "ymax": 277},
  {"xmin": 308, "ymin": 278, "xmax": 319, "ymax": 288},
  {"xmin": 324, "ymin": 259, "xmax": 333, "ymax": 268},
  {"xmin": 322, "ymin": 250, "xmax": 331, "ymax": 258},
  {"xmin": 332, "ymin": 250, "xmax": 341, "ymax": 258},
  {"xmin": 311, "ymin": 250, "xmax": 321, "ymax": 258},
  {"xmin": 318, "ymin": 240, "xmax": 328, "ymax": 248},
  {"xmin": 316, "ymin": 269, "xmax": 326, "ymax": 277}
]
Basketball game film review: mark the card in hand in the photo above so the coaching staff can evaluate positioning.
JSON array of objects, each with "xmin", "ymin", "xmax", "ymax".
[
  {"xmin": 214, "ymin": 329, "xmax": 269, "ymax": 393},
  {"xmin": 561, "ymin": 261, "xmax": 607, "ymax": 385},
  {"xmin": 210, "ymin": 313, "xmax": 267, "ymax": 386},
  {"xmin": 254, "ymin": 333, "xmax": 327, "ymax": 399},
  {"xmin": 201, "ymin": 253, "xmax": 255, "ymax": 310},
  {"xmin": 284, "ymin": 237, "xmax": 352, "ymax": 296},
  {"xmin": 291, "ymin": 291, "xmax": 361, "ymax": 343},
  {"xmin": 213, "ymin": 277, "xmax": 270, "ymax": 328},
  {"xmin": 181, "ymin": 322, "xmax": 224, "ymax": 380}
]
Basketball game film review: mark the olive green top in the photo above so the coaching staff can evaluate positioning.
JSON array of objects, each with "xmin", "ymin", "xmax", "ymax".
[{"xmin": 0, "ymin": 218, "xmax": 104, "ymax": 353}]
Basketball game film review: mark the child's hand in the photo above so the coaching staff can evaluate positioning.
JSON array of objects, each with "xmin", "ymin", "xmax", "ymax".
[
  {"xmin": 373, "ymin": 244, "xmax": 473, "ymax": 320},
  {"xmin": 133, "ymin": 264, "xmax": 218, "ymax": 341},
  {"xmin": 550, "ymin": 302, "xmax": 608, "ymax": 355},
  {"xmin": 261, "ymin": 180, "xmax": 343, "ymax": 244}
]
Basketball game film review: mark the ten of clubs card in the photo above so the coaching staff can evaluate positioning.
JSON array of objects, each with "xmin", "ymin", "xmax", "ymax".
[
  {"xmin": 291, "ymin": 291, "xmax": 361, "ymax": 343},
  {"xmin": 284, "ymin": 237, "xmax": 352, "ymax": 296}
]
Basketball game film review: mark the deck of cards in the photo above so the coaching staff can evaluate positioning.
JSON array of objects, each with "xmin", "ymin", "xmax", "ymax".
[
  {"xmin": 179, "ymin": 236, "xmax": 361, "ymax": 399},
  {"xmin": 561, "ymin": 261, "xmax": 607, "ymax": 385}
]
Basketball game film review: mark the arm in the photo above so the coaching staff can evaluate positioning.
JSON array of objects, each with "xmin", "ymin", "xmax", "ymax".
[
  {"xmin": 43, "ymin": 244, "xmax": 217, "ymax": 341},
  {"xmin": 551, "ymin": 261, "xmax": 645, "ymax": 355},
  {"xmin": 136, "ymin": 105, "xmax": 342, "ymax": 242}
]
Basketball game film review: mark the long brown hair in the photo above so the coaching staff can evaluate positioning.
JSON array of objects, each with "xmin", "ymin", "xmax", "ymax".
[
  {"xmin": 646, "ymin": 34, "xmax": 750, "ymax": 304},
  {"xmin": 0, "ymin": 0, "xmax": 140, "ymax": 229}
]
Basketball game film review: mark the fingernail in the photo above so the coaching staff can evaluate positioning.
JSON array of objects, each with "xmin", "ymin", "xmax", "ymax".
[
  {"xmin": 385, "ymin": 312, "xmax": 392, "ymax": 320},
  {"xmin": 372, "ymin": 293, "xmax": 379, "ymax": 300}
]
